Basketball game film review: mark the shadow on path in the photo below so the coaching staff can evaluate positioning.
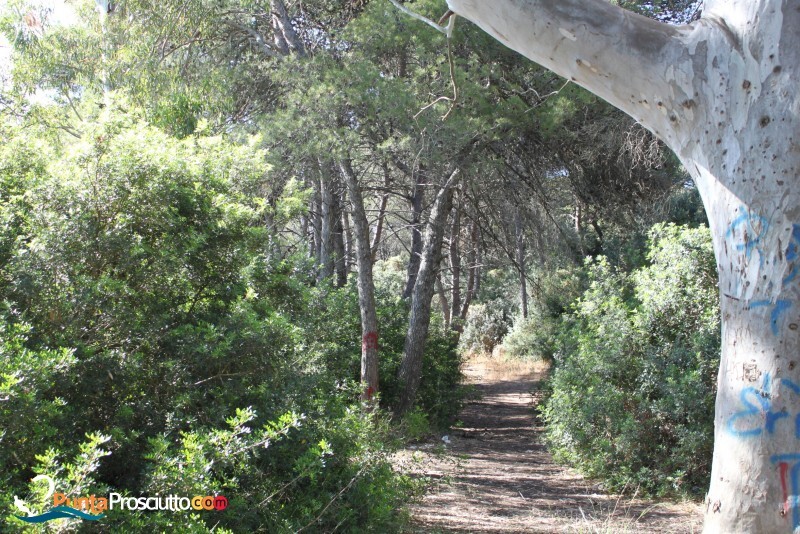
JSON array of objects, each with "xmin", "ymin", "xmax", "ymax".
[{"xmin": 399, "ymin": 358, "xmax": 702, "ymax": 533}]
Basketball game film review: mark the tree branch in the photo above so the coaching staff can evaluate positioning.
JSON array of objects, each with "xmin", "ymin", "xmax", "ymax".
[{"xmin": 446, "ymin": 0, "xmax": 704, "ymax": 145}]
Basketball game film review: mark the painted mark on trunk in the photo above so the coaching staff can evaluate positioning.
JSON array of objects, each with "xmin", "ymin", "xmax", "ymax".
[
  {"xmin": 739, "ymin": 222, "xmax": 800, "ymax": 335},
  {"xmin": 780, "ymin": 461, "xmax": 790, "ymax": 519},
  {"xmin": 726, "ymin": 207, "xmax": 769, "ymax": 262},
  {"xmin": 362, "ymin": 331, "xmax": 378, "ymax": 351},
  {"xmin": 771, "ymin": 454, "xmax": 800, "ymax": 529},
  {"xmin": 727, "ymin": 374, "xmax": 800, "ymax": 438},
  {"xmin": 749, "ymin": 299, "xmax": 793, "ymax": 336}
]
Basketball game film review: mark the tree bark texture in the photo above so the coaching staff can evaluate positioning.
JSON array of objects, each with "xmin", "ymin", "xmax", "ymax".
[
  {"xmin": 446, "ymin": 0, "xmax": 800, "ymax": 530},
  {"xmin": 396, "ymin": 169, "xmax": 461, "ymax": 416},
  {"xmin": 270, "ymin": 0, "xmax": 305, "ymax": 57},
  {"xmin": 333, "ymin": 195, "xmax": 347, "ymax": 287},
  {"xmin": 371, "ymin": 165, "xmax": 391, "ymax": 262},
  {"xmin": 339, "ymin": 159, "xmax": 379, "ymax": 403},
  {"xmin": 403, "ymin": 170, "xmax": 426, "ymax": 299}
]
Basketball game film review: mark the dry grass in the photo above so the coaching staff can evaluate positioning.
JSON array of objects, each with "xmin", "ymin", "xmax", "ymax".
[
  {"xmin": 461, "ymin": 351, "xmax": 547, "ymax": 383},
  {"xmin": 398, "ymin": 353, "xmax": 703, "ymax": 533}
]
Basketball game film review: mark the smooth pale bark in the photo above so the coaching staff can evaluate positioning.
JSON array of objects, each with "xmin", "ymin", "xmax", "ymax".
[
  {"xmin": 397, "ymin": 169, "xmax": 460, "ymax": 415},
  {"xmin": 446, "ymin": 0, "xmax": 800, "ymax": 531},
  {"xmin": 339, "ymin": 159, "xmax": 379, "ymax": 404}
]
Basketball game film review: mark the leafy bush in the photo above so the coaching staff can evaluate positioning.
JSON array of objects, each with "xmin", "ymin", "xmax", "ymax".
[
  {"xmin": 542, "ymin": 224, "xmax": 719, "ymax": 496},
  {"xmin": 0, "ymin": 114, "xmax": 422, "ymax": 532},
  {"xmin": 458, "ymin": 302, "xmax": 511, "ymax": 356},
  {"xmin": 502, "ymin": 268, "xmax": 583, "ymax": 362}
]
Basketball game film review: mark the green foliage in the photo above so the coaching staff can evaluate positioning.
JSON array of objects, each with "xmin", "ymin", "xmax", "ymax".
[
  {"xmin": 0, "ymin": 109, "xmax": 421, "ymax": 532},
  {"xmin": 458, "ymin": 302, "xmax": 510, "ymax": 356},
  {"xmin": 541, "ymin": 224, "xmax": 719, "ymax": 496},
  {"xmin": 280, "ymin": 260, "xmax": 464, "ymax": 428},
  {"xmin": 502, "ymin": 269, "xmax": 583, "ymax": 362}
]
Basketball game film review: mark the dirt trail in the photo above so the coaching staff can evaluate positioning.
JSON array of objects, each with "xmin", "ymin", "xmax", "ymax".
[{"xmin": 397, "ymin": 356, "xmax": 703, "ymax": 533}]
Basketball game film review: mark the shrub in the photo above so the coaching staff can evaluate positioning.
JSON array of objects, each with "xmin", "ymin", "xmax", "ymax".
[
  {"xmin": 458, "ymin": 302, "xmax": 511, "ymax": 356},
  {"xmin": 0, "ymin": 115, "xmax": 421, "ymax": 532},
  {"xmin": 542, "ymin": 224, "xmax": 719, "ymax": 496}
]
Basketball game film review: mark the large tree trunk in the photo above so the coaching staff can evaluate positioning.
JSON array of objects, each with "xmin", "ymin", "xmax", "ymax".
[
  {"xmin": 396, "ymin": 169, "xmax": 460, "ymax": 416},
  {"xmin": 339, "ymin": 159, "xmax": 379, "ymax": 404},
  {"xmin": 446, "ymin": 0, "xmax": 800, "ymax": 531}
]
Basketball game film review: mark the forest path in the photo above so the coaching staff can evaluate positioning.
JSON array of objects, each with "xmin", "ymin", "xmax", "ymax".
[{"xmin": 397, "ymin": 355, "xmax": 703, "ymax": 533}]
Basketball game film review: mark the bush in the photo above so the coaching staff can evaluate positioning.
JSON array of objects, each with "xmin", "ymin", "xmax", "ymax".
[
  {"xmin": 458, "ymin": 302, "xmax": 511, "ymax": 355},
  {"xmin": 542, "ymin": 223, "xmax": 719, "ymax": 496},
  {"xmin": 0, "ymin": 114, "xmax": 421, "ymax": 532}
]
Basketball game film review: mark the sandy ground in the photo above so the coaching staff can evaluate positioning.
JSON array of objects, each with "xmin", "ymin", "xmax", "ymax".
[{"xmin": 395, "ymin": 355, "xmax": 704, "ymax": 533}]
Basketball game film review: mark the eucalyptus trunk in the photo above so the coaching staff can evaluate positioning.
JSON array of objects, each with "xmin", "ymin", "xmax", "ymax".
[{"xmin": 446, "ymin": 0, "xmax": 800, "ymax": 530}]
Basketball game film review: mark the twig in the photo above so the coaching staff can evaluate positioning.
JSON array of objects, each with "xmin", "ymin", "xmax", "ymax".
[
  {"xmin": 387, "ymin": 0, "xmax": 450, "ymax": 35},
  {"xmin": 296, "ymin": 464, "xmax": 368, "ymax": 532}
]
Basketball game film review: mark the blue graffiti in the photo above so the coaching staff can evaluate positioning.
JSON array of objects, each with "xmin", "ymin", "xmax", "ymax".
[
  {"xmin": 750, "ymin": 299, "xmax": 793, "ymax": 336},
  {"xmin": 728, "ymin": 374, "xmax": 800, "ymax": 438},
  {"xmin": 726, "ymin": 207, "xmax": 770, "ymax": 261},
  {"xmin": 783, "ymin": 224, "xmax": 800, "ymax": 285}
]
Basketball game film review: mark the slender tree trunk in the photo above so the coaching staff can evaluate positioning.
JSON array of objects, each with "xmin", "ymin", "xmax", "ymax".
[
  {"xmin": 339, "ymin": 159, "xmax": 379, "ymax": 403},
  {"xmin": 310, "ymin": 185, "xmax": 322, "ymax": 265},
  {"xmin": 403, "ymin": 170, "xmax": 426, "ymax": 299},
  {"xmin": 371, "ymin": 165, "xmax": 391, "ymax": 262},
  {"xmin": 333, "ymin": 194, "xmax": 347, "ymax": 287},
  {"xmin": 515, "ymin": 209, "xmax": 528, "ymax": 319},
  {"xmin": 459, "ymin": 222, "xmax": 480, "ymax": 322},
  {"xmin": 318, "ymin": 162, "xmax": 335, "ymax": 281},
  {"xmin": 449, "ymin": 193, "xmax": 462, "ymax": 329},
  {"xmin": 299, "ymin": 213, "xmax": 310, "ymax": 255},
  {"xmin": 270, "ymin": 0, "xmax": 305, "ymax": 57},
  {"xmin": 573, "ymin": 201, "xmax": 585, "ymax": 258},
  {"xmin": 446, "ymin": 0, "xmax": 800, "ymax": 530},
  {"xmin": 342, "ymin": 208, "xmax": 353, "ymax": 272},
  {"xmin": 396, "ymin": 169, "xmax": 461, "ymax": 416},
  {"xmin": 436, "ymin": 274, "xmax": 451, "ymax": 330}
]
